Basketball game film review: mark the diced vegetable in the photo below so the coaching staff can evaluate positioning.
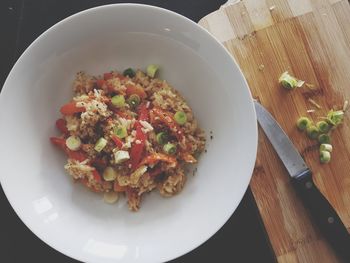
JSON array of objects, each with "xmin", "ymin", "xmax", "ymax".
[
  {"xmin": 92, "ymin": 170, "xmax": 102, "ymax": 183},
  {"xmin": 127, "ymin": 94, "xmax": 141, "ymax": 108},
  {"xmin": 96, "ymin": 79, "xmax": 106, "ymax": 88},
  {"xmin": 114, "ymin": 150, "xmax": 130, "ymax": 164},
  {"xmin": 65, "ymin": 136, "xmax": 82, "ymax": 151},
  {"xmin": 50, "ymin": 137, "xmax": 88, "ymax": 162},
  {"xmin": 103, "ymin": 166, "xmax": 118, "ymax": 181},
  {"xmin": 318, "ymin": 134, "xmax": 331, "ymax": 144},
  {"xmin": 320, "ymin": 150, "xmax": 331, "ymax": 164},
  {"xmin": 296, "ymin": 117, "xmax": 311, "ymax": 131},
  {"xmin": 111, "ymin": 95, "xmax": 125, "ymax": 108},
  {"xmin": 156, "ymin": 132, "xmax": 168, "ymax": 144},
  {"xmin": 123, "ymin": 68, "xmax": 136, "ymax": 78},
  {"xmin": 103, "ymin": 192, "xmax": 119, "ymax": 204},
  {"xmin": 128, "ymin": 123, "xmax": 146, "ymax": 169},
  {"xmin": 94, "ymin": 137, "xmax": 107, "ymax": 152},
  {"xmin": 56, "ymin": 118, "xmax": 68, "ymax": 134},
  {"xmin": 326, "ymin": 110, "xmax": 344, "ymax": 126},
  {"xmin": 163, "ymin": 143, "xmax": 176, "ymax": 154},
  {"xmin": 114, "ymin": 126, "xmax": 127, "ymax": 139},
  {"xmin": 139, "ymin": 153, "xmax": 177, "ymax": 167},
  {"xmin": 316, "ymin": 121, "xmax": 330, "ymax": 133},
  {"xmin": 50, "ymin": 137, "xmax": 66, "ymax": 149},
  {"xmin": 137, "ymin": 103, "xmax": 149, "ymax": 121},
  {"xmin": 60, "ymin": 102, "xmax": 85, "ymax": 115},
  {"xmin": 279, "ymin": 71, "xmax": 304, "ymax": 89},
  {"xmin": 320, "ymin": 143, "xmax": 333, "ymax": 153},
  {"xmin": 306, "ymin": 125, "xmax": 319, "ymax": 140},
  {"xmin": 111, "ymin": 135, "xmax": 123, "ymax": 148},
  {"xmin": 126, "ymin": 84, "xmax": 147, "ymax": 99},
  {"xmin": 146, "ymin": 64, "xmax": 159, "ymax": 78},
  {"xmin": 174, "ymin": 111, "xmax": 187, "ymax": 125},
  {"xmin": 181, "ymin": 152, "xmax": 197, "ymax": 163}
]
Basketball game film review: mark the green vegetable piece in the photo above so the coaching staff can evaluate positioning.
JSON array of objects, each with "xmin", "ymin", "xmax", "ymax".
[
  {"xmin": 326, "ymin": 110, "xmax": 344, "ymax": 126},
  {"xmin": 316, "ymin": 121, "xmax": 330, "ymax": 133},
  {"xmin": 297, "ymin": 117, "xmax": 311, "ymax": 131},
  {"xmin": 320, "ymin": 143, "xmax": 333, "ymax": 153},
  {"xmin": 94, "ymin": 137, "xmax": 107, "ymax": 152},
  {"xmin": 163, "ymin": 142, "xmax": 177, "ymax": 155},
  {"xmin": 174, "ymin": 111, "xmax": 187, "ymax": 125},
  {"xmin": 65, "ymin": 136, "xmax": 81, "ymax": 151},
  {"xmin": 318, "ymin": 134, "xmax": 331, "ymax": 144},
  {"xmin": 111, "ymin": 95, "xmax": 125, "ymax": 108},
  {"xmin": 320, "ymin": 150, "xmax": 331, "ymax": 164},
  {"xmin": 114, "ymin": 126, "xmax": 127, "ymax": 139},
  {"xmin": 306, "ymin": 125, "xmax": 319, "ymax": 140},
  {"xmin": 146, "ymin": 64, "xmax": 159, "ymax": 78},
  {"xmin": 279, "ymin": 71, "xmax": 304, "ymax": 90},
  {"xmin": 127, "ymin": 94, "xmax": 141, "ymax": 108},
  {"xmin": 103, "ymin": 166, "xmax": 118, "ymax": 181},
  {"xmin": 156, "ymin": 132, "xmax": 168, "ymax": 145},
  {"xmin": 123, "ymin": 68, "xmax": 135, "ymax": 78}
]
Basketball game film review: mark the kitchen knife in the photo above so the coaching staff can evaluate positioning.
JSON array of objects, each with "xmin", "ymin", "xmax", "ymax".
[{"xmin": 254, "ymin": 101, "xmax": 350, "ymax": 261}]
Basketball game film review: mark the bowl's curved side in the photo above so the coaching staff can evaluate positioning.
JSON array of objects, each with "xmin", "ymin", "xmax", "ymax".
[{"xmin": 0, "ymin": 4, "xmax": 257, "ymax": 263}]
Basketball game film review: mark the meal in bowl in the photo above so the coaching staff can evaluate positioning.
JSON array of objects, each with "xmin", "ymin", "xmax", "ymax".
[{"xmin": 50, "ymin": 66, "xmax": 206, "ymax": 211}]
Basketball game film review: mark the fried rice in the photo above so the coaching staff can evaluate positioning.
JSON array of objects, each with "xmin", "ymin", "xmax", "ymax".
[{"xmin": 50, "ymin": 67, "xmax": 206, "ymax": 211}]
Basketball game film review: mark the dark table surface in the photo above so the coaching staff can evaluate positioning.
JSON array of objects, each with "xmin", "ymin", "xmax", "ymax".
[{"xmin": 1, "ymin": 1, "xmax": 276, "ymax": 262}]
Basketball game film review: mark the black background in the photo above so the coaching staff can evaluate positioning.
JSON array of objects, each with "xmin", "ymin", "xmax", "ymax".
[{"xmin": 1, "ymin": 1, "xmax": 275, "ymax": 262}]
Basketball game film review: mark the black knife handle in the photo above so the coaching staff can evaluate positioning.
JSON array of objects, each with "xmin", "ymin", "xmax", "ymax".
[{"xmin": 292, "ymin": 170, "xmax": 350, "ymax": 261}]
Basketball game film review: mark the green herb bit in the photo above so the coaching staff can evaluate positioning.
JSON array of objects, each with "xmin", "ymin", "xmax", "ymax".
[
  {"xmin": 114, "ymin": 126, "xmax": 127, "ymax": 139},
  {"xmin": 316, "ymin": 121, "xmax": 330, "ymax": 133},
  {"xmin": 146, "ymin": 64, "xmax": 159, "ymax": 78},
  {"xmin": 111, "ymin": 95, "xmax": 125, "ymax": 108},
  {"xmin": 306, "ymin": 125, "xmax": 319, "ymax": 140},
  {"xmin": 156, "ymin": 132, "xmax": 168, "ymax": 145},
  {"xmin": 65, "ymin": 136, "xmax": 81, "ymax": 151},
  {"xmin": 127, "ymin": 94, "xmax": 141, "ymax": 108},
  {"xmin": 123, "ymin": 68, "xmax": 136, "ymax": 78},
  {"xmin": 320, "ymin": 143, "xmax": 333, "ymax": 153},
  {"xmin": 94, "ymin": 137, "xmax": 107, "ymax": 152},
  {"xmin": 279, "ymin": 71, "xmax": 304, "ymax": 89},
  {"xmin": 318, "ymin": 134, "xmax": 331, "ymax": 144},
  {"xmin": 320, "ymin": 150, "xmax": 331, "ymax": 164},
  {"xmin": 163, "ymin": 142, "xmax": 177, "ymax": 155},
  {"xmin": 174, "ymin": 111, "xmax": 187, "ymax": 125},
  {"xmin": 297, "ymin": 117, "xmax": 311, "ymax": 131},
  {"xmin": 326, "ymin": 109, "xmax": 344, "ymax": 127}
]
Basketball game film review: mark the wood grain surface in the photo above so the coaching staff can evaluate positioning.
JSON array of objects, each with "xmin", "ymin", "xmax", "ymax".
[{"xmin": 199, "ymin": 0, "xmax": 350, "ymax": 262}]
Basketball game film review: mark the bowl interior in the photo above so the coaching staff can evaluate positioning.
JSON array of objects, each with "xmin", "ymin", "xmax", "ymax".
[{"xmin": 0, "ymin": 4, "xmax": 257, "ymax": 263}]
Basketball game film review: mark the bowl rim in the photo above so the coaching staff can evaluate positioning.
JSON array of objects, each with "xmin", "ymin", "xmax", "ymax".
[{"xmin": 0, "ymin": 3, "xmax": 258, "ymax": 262}]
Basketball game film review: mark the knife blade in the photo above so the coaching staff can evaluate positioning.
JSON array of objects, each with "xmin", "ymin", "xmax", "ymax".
[{"xmin": 254, "ymin": 101, "xmax": 350, "ymax": 261}]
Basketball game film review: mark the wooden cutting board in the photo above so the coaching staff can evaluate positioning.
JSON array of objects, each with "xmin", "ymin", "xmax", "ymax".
[{"xmin": 199, "ymin": 0, "xmax": 350, "ymax": 262}]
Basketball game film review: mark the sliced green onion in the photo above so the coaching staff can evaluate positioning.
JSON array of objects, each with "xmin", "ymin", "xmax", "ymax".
[
  {"xmin": 114, "ymin": 150, "xmax": 130, "ymax": 164},
  {"xmin": 163, "ymin": 142, "xmax": 176, "ymax": 155},
  {"xmin": 65, "ymin": 136, "xmax": 81, "ymax": 151},
  {"xmin": 318, "ymin": 134, "xmax": 331, "ymax": 144},
  {"xmin": 123, "ymin": 68, "xmax": 135, "ymax": 78},
  {"xmin": 111, "ymin": 95, "xmax": 125, "ymax": 108},
  {"xmin": 103, "ymin": 192, "xmax": 119, "ymax": 204},
  {"xmin": 320, "ymin": 150, "xmax": 331, "ymax": 164},
  {"xmin": 127, "ymin": 94, "xmax": 141, "ymax": 108},
  {"xmin": 306, "ymin": 125, "xmax": 319, "ymax": 140},
  {"xmin": 296, "ymin": 117, "xmax": 311, "ymax": 131},
  {"xmin": 146, "ymin": 64, "xmax": 159, "ymax": 78},
  {"xmin": 174, "ymin": 111, "xmax": 187, "ymax": 125},
  {"xmin": 94, "ymin": 137, "xmax": 107, "ymax": 152},
  {"xmin": 156, "ymin": 132, "xmax": 168, "ymax": 144},
  {"xmin": 103, "ymin": 167, "xmax": 118, "ymax": 181},
  {"xmin": 320, "ymin": 143, "xmax": 333, "ymax": 153},
  {"xmin": 114, "ymin": 126, "xmax": 127, "ymax": 139},
  {"xmin": 316, "ymin": 121, "xmax": 330, "ymax": 133},
  {"xmin": 279, "ymin": 71, "xmax": 304, "ymax": 89},
  {"xmin": 326, "ymin": 110, "xmax": 344, "ymax": 126}
]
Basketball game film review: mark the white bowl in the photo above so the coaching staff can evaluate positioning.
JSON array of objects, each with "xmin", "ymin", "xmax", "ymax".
[{"xmin": 0, "ymin": 4, "xmax": 257, "ymax": 263}]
